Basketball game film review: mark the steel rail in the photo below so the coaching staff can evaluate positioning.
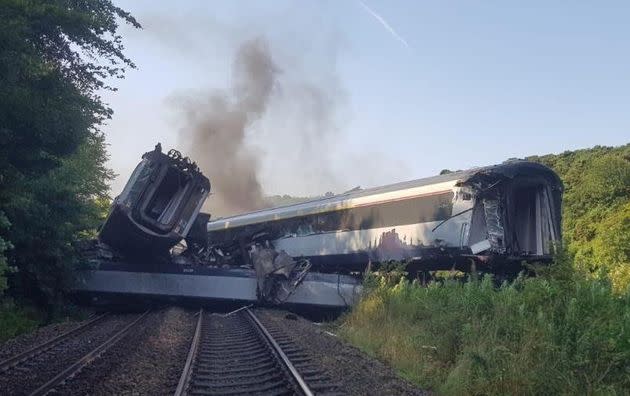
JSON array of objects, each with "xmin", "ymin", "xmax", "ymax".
[
  {"xmin": 0, "ymin": 313, "xmax": 109, "ymax": 372},
  {"xmin": 245, "ymin": 308, "xmax": 314, "ymax": 396},
  {"xmin": 174, "ymin": 308, "xmax": 203, "ymax": 396},
  {"xmin": 28, "ymin": 310, "xmax": 151, "ymax": 396}
]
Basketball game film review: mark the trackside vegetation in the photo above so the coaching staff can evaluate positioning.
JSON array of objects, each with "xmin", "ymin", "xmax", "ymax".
[
  {"xmin": 340, "ymin": 263, "xmax": 630, "ymax": 394},
  {"xmin": 0, "ymin": 1, "xmax": 139, "ymax": 334}
]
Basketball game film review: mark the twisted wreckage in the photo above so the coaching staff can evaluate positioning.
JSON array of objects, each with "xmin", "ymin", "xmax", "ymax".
[{"xmin": 76, "ymin": 145, "xmax": 563, "ymax": 308}]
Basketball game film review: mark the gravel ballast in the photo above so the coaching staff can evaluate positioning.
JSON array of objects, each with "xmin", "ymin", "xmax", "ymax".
[
  {"xmin": 256, "ymin": 308, "xmax": 428, "ymax": 396},
  {"xmin": 1, "ymin": 306, "xmax": 427, "ymax": 395},
  {"xmin": 0, "ymin": 318, "xmax": 86, "ymax": 361},
  {"xmin": 53, "ymin": 307, "xmax": 195, "ymax": 395},
  {"xmin": 0, "ymin": 313, "xmax": 140, "ymax": 395}
]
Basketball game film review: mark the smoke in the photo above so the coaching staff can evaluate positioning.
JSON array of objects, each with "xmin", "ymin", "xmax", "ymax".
[
  {"xmin": 113, "ymin": 8, "xmax": 413, "ymax": 218},
  {"xmin": 177, "ymin": 38, "xmax": 276, "ymax": 216},
  {"xmin": 172, "ymin": 29, "xmax": 349, "ymax": 217}
]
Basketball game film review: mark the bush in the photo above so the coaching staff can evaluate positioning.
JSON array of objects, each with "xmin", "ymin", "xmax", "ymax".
[
  {"xmin": 0, "ymin": 211, "xmax": 13, "ymax": 294},
  {"xmin": 340, "ymin": 268, "xmax": 630, "ymax": 394},
  {"xmin": 0, "ymin": 300, "xmax": 41, "ymax": 343}
]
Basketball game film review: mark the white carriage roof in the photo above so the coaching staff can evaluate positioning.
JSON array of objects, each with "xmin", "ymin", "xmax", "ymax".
[{"xmin": 206, "ymin": 160, "xmax": 560, "ymax": 230}]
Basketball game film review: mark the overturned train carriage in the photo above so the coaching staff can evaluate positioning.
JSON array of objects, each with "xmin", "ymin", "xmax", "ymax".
[
  {"xmin": 205, "ymin": 161, "xmax": 563, "ymax": 276},
  {"xmin": 99, "ymin": 145, "xmax": 210, "ymax": 256},
  {"xmin": 75, "ymin": 145, "xmax": 562, "ymax": 309}
]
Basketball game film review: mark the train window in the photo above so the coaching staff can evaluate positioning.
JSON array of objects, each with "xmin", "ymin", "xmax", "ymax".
[
  {"xmin": 145, "ymin": 166, "xmax": 188, "ymax": 224},
  {"xmin": 307, "ymin": 191, "xmax": 454, "ymax": 232},
  {"xmin": 117, "ymin": 159, "xmax": 151, "ymax": 206},
  {"xmin": 218, "ymin": 191, "xmax": 455, "ymax": 238}
]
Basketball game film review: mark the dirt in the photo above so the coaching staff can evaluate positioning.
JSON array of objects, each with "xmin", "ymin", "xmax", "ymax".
[{"xmin": 256, "ymin": 308, "xmax": 428, "ymax": 396}]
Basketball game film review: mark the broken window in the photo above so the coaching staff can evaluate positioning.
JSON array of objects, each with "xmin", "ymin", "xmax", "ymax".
[{"xmin": 144, "ymin": 166, "xmax": 190, "ymax": 226}]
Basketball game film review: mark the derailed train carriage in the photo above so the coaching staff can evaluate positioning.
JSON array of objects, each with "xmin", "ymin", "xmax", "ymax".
[
  {"xmin": 75, "ymin": 145, "xmax": 563, "ymax": 308},
  {"xmin": 204, "ymin": 161, "xmax": 563, "ymax": 274}
]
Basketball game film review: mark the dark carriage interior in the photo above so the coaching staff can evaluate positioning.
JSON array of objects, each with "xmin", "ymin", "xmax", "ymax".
[{"xmin": 467, "ymin": 166, "xmax": 562, "ymax": 258}]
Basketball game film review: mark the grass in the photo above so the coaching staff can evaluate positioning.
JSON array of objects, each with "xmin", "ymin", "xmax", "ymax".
[
  {"xmin": 338, "ymin": 263, "xmax": 630, "ymax": 395},
  {"xmin": 0, "ymin": 298, "xmax": 91, "ymax": 344},
  {"xmin": 0, "ymin": 299, "xmax": 41, "ymax": 343}
]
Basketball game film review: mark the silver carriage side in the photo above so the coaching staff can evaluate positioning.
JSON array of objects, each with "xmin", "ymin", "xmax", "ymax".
[{"xmin": 203, "ymin": 160, "xmax": 562, "ymax": 276}]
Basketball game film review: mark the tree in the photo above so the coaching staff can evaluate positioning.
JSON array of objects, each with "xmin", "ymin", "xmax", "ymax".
[
  {"xmin": 528, "ymin": 144, "xmax": 630, "ymax": 291},
  {"xmin": 0, "ymin": 0, "xmax": 139, "ymax": 310},
  {"xmin": 0, "ymin": 0, "xmax": 139, "ymax": 176},
  {"xmin": 0, "ymin": 213, "xmax": 12, "ymax": 294},
  {"xmin": 592, "ymin": 202, "xmax": 630, "ymax": 292}
]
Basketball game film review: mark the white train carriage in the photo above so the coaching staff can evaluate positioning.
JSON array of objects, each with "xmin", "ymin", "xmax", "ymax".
[{"xmin": 205, "ymin": 160, "xmax": 563, "ymax": 275}]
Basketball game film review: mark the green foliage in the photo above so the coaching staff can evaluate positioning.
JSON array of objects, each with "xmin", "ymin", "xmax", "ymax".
[
  {"xmin": 5, "ymin": 134, "xmax": 116, "ymax": 307},
  {"xmin": 591, "ymin": 202, "xmax": 630, "ymax": 293},
  {"xmin": 527, "ymin": 144, "xmax": 630, "ymax": 290},
  {"xmin": 0, "ymin": 212, "xmax": 14, "ymax": 294},
  {"xmin": 340, "ymin": 268, "xmax": 630, "ymax": 395},
  {"xmin": 0, "ymin": 299, "xmax": 41, "ymax": 343},
  {"xmin": 0, "ymin": 0, "xmax": 140, "ymax": 178},
  {"xmin": 0, "ymin": 1, "xmax": 137, "ymax": 310}
]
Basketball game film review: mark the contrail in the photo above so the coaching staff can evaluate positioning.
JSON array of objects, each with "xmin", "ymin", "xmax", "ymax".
[{"xmin": 356, "ymin": 0, "xmax": 410, "ymax": 49}]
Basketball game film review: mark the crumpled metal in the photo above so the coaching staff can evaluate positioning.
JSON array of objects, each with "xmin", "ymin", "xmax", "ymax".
[{"xmin": 483, "ymin": 198, "xmax": 506, "ymax": 253}]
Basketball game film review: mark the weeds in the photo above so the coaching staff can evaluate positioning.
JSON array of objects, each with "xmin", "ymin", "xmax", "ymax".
[{"xmin": 339, "ymin": 266, "xmax": 630, "ymax": 395}]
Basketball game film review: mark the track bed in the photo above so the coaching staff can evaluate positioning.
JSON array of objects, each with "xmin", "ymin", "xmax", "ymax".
[{"xmin": 0, "ymin": 307, "xmax": 425, "ymax": 395}]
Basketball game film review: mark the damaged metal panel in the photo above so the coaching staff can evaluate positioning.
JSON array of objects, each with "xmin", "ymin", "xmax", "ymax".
[
  {"xmin": 75, "ymin": 268, "xmax": 361, "ymax": 308},
  {"xmin": 482, "ymin": 198, "xmax": 506, "ymax": 253},
  {"xmin": 251, "ymin": 247, "xmax": 312, "ymax": 304}
]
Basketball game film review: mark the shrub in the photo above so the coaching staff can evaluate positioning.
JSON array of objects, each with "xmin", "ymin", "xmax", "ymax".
[{"xmin": 0, "ymin": 300, "xmax": 41, "ymax": 343}]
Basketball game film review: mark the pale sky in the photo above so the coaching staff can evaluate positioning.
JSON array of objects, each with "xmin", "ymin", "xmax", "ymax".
[{"xmin": 103, "ymin": 0, "xmax": 629, "ymax": 196}]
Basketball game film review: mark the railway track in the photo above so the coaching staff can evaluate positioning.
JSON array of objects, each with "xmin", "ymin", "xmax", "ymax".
[
  {"xmin": 0, "ymin": 310, "xmax": 150, "ymax": 396},
  {"xmin": 176, "ymin": 308, "xmax": 342, "ymax": 396}
]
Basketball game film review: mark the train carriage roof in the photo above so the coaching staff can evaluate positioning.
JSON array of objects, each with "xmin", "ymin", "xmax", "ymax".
[{"xmin": 206, "ymin": 161, "xmax": 561, "ymax": 231}]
